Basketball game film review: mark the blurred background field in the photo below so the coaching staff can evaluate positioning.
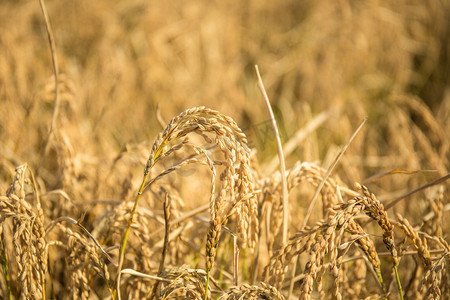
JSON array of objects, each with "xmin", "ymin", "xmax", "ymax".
[{"xmin": 0, "ymin": 0, "xmax": 449, "ymax": 298}]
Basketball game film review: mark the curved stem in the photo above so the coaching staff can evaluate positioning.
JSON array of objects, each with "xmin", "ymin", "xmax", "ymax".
[
  {"xmin": 255, "ymin": 65, "xmax": 289, "ymax": 245},
  {"xmin": 113, "ymin": 170, "xmax": 151, "ymax": 300},
  {"xmin": 393, "ymin": 263, "xmax": 404, "ymax": 300},
  {"xmin": 204, "ymin": 269, "xmax": 210, "ymax": 300},
  {"xmin": 37, "ymin": 0, "xmax": 60, "ymax": 177}
]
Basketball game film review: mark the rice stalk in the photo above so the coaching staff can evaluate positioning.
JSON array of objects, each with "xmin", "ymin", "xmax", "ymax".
[{"xmin": 113, "ymin": 107, "xmax": 257, "ymax": 299}]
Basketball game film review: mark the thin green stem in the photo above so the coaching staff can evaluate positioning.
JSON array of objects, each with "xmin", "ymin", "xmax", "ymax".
[
  {"xmin": 393, "ymin": 263, "xmax": 404, "ymax": 300},
  {"xmin": 113, "ymin": 168, "xmax": 151, "ymax": 300},
  {"xmin": 204, "ymin": 269, "xmax": 210, "ymax": 300},
  {"xmin": 376, "ymin": 271, "xmax": 386, "ymax": 295},
  {"xmin": 112, "ymin": 138, "xmax": 179, "ymax": 299}
]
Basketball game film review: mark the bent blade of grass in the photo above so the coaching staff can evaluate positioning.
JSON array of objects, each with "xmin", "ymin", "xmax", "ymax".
[
  {"xmin": 36, "ymin": 0, "xmax": 60, "ymax": 178},
  {"xmin": 255, "ymin": 64, "xmax": 289, "ymax": 245},
  {"xmin": 384, "ymin": 173, "xmax": 450, "ymax": 210},
  {"xmin": 121, "ymin": 269, "xmax": 172, "ymax": 283}
]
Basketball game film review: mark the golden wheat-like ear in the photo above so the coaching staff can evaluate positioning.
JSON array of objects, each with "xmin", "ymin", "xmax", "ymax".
[
  {"xmin": 395, "ymin": 213, "xmax": 450, "ymax": 299},
  {"xmin": 144, "ymin": 107, "xmax": 258, "ymax": 268},
  {"xmin": 262, "ymin": 184, "xmax": 405, "ymax": 300},
  {"xmin": 115, "ymin": 107, "xmax": 259, "ymax": 298},
  {"xmin": 1, "ymin": 165, "xmax": 47, "ymax": 299},
  {"xmin": 57, "ymin": 223, "xmax": 110, "ymax": 299}
]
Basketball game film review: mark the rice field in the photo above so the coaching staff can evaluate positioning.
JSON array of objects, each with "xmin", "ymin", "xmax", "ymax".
[{"xmin": 0, "ymin": 0, "xmax": 449, "ymax": 299}]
